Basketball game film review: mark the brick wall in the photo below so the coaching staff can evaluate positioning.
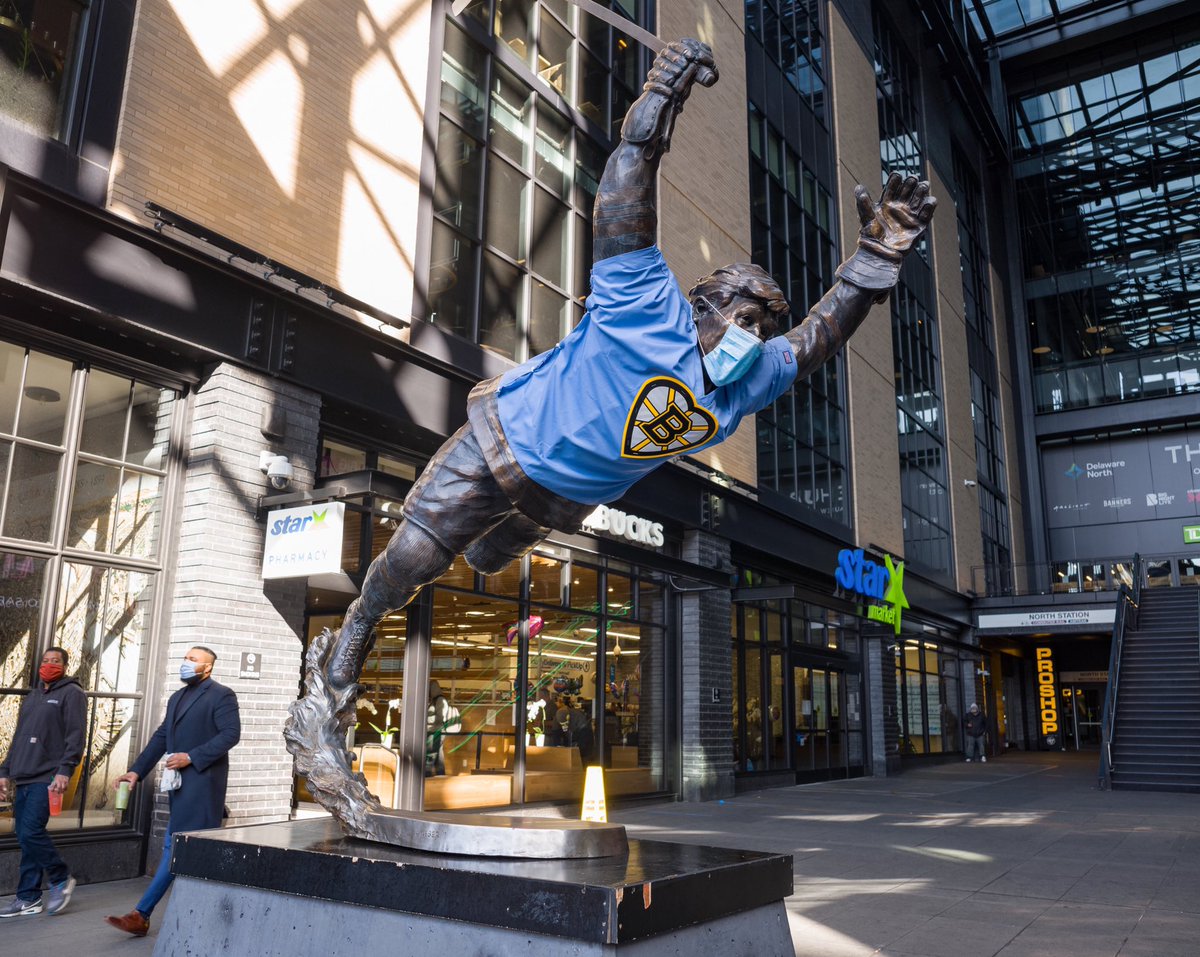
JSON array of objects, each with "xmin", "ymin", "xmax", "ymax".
[
  {"xmin": 679, "ymin": 529, "xmax": 735, "ymax": 802},
  {"xmin": 827, "ymin": 4, "xmax": 904, "ymax": 555},
  {"xmin": 109, "ymin": 0, "xmax": 434, "ymax": 322},
  {"xmin": 145, "ymin": 364, "xmax": 319, "ymax": 849},
  {"xmin": 659, "ymin": 0, "xmax": 759, "ymax": 489}
]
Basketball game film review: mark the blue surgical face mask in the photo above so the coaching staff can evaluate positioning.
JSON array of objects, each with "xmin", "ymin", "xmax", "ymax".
[
  {"xmin": 699, "ymin": 299, "xmax": 764, "ymax": 386},
  {"xmin": 180, "ymin": 661, "xmax": 203, "ymax": 684}
]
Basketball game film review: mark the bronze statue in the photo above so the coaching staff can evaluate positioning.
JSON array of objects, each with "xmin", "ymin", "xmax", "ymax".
[{"xmin": 286, "ymin": 38, "xmax": 934, "ymax": 848}]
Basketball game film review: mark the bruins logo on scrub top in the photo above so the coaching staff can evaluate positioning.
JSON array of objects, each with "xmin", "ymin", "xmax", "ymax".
[{"xmin": 622, "ymin": 377, "xmax": 718, "ymax": 459}]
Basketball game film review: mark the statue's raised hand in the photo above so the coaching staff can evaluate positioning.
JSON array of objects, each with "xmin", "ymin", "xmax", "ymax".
[
  {"xmin": 621, "ymin": 38, "xmax": 718, "ymax": 157},
  {"xmin": 643, "ymin": 38, "xmax": 719, "ymax": 104},
  {"xmin": 854, "ymin": 173, "xmax": 936, "ymax": 262}
]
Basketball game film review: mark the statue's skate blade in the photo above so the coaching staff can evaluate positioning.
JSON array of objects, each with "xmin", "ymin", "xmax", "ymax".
[{"xmin": 360, "ymin": 806, "xmax": 628, "ymax": 859}]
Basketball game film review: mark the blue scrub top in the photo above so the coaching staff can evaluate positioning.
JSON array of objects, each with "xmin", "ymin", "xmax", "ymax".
[{"xmin": 495, "ymin": 246, "xmax": 798, "ymax": 504}]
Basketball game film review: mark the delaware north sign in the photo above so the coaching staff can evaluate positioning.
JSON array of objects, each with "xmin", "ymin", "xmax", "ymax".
[{"xmin": 834, "ymin": 548, "xmax": 909, "ymax": 634}]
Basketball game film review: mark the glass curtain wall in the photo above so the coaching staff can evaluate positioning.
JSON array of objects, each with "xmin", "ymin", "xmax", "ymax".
[
  {"xmin": 873, "ymin": 3, "xmax": 952, "ymax": 577},
  {"xmin": 1014, "ymin": 32, "xmax": 1200, "ymax": 412},
  {"xmin": 952, "ymin": 145, "xmax": 1012, "ymax": 594},
  {"xmin": 744, "ymin": 1, "xmax": 849, "ymax": 529},
  {"xmin": 0, "ymin": 0, "xmax": 90, "ymax": 138},
  {"xmin": 0, "ymin": 339, "xmax": 176, "ymax": 836},
  {"xmin": 430, "ymin": 0, "xmax": 652, "ymax": 361}
]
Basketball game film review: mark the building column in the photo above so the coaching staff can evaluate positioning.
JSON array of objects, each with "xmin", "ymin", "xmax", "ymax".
[
  {"xmin": 679, "ymin": 530, "xmax": 734, "ymax": 802},
  {"xmin": 866, "ymin": 635, "xmax": 889, "ymax": 776},
  {"xmin": 158, "ymin": 363, "xmax": 320, "ymax": 832}
]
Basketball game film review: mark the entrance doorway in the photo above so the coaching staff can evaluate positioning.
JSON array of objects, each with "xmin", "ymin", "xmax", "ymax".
[
  {"xmin": 1063, "ymin": 685, "xmax": 1104, "ymax": 750},
  {"xmin": 792, "ymin": 665, "xmax": 863, "ymax": 781}
]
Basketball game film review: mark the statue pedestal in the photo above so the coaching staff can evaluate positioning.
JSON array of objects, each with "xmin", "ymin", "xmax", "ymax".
[{"xmin": 152, "ymin": 818, "xmax": 795, "ymax": 956}]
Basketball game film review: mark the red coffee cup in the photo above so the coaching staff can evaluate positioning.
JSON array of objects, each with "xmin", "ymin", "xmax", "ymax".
[{"xmin": 48, "ymin": 786, "xmax": 63, "ymax": 816}]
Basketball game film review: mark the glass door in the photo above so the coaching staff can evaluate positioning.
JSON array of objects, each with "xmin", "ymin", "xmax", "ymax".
[
  {"xmin": 792, "ymin": 665, "xmax": 852, "ymax": 781},
  {"xmin": 1066, "ymin": 685, "xmax": 1103, "ymax": 750}
]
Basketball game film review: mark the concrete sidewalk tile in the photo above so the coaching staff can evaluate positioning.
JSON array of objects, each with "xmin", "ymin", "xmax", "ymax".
[
  {"xmin": 1117, "ymin": 936, "xmax": 1196, "ymax": 956},
  {"xmin": 1127, "ymin": 908, "xmax": 1200, "ymax": 944},
  {"xmin": 1148, "ymin": 883, "xmax": 1200, "ymax": 914},
  {"xmin": 939, "ymin": 891, "xmax": 1055, "ymax": 924},
  {"xmin": 1059, "ymin": 862, "xmax": 1167, "ymax": 907},
  {"xmin": 997, "ymin": 931, "xmax": 1124, "ymax": 957},
  {"xmin": 791, "ymin": 900, "xmax": 927, "ymax": 951},
  {"xmin": 887, "ymin": 914, "xmax": 1024, "ymax": 957},
  {"xmin": 1026, "ymin": 900, "xmax": 1143, "ymax": 935},
  {"xmin": 788, "ymin": 906, "xmax": 888, "ymax": 957},
  {"xmin": 978, "ymin": 873, "xmax": 1075, "ymax": 901}
]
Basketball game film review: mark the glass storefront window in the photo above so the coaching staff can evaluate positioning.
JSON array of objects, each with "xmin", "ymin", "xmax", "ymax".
[
  {"xmin": 745, "ymin": 646, "xmax": 764, "ymax": 769},
  {"xmin": 600, "ymin": 620, "xmax": 662, "ymax": 791},
  {"xmin": 0, "ymin": 342, "xmax": 177, "ymax": 835},
  {"xmin": 606, "ymin": 568, "xmax": 631, "ymax": 617},
  {"xmin": 304, "ymin": 526, "xmax": 669, "ymax": 811},
  {"xmin": 529, "ymin": 551, "xmax": 565, "ymax": 604},
  {"xmin": 54, "ymin": 563, "xmax": 154, "ymax": 696},
  {"xmin": 768, "ymin": 651, "xmax": 785, "ymax": 766},
  {"xmin": 569, "ymin": 562, "xmax": 600, "ymax": 611},
  {"xmin": 0, "ymin": 551, "xmax": 47, "ymax": 691},
  {"xmin": 482, "ymin": 554, "xmax": 522, "ymax": 597},
  {"xmin": 3, "ymin": 443, "xmax": 61, "ymax": 542},
  {"xmin": 319, "ymin": 439, "xmax": 367, "ymax": 477},
  {"xmin": 16, "ymin": 350, "xmax": 72, "ymax": 444},
  {"xmin": 46, "ymin": 562, "xmax": 155, "ymax": 831},
  {"xmin": 638, "ymin": 573, "xmax": 664, "ymax": 625}
]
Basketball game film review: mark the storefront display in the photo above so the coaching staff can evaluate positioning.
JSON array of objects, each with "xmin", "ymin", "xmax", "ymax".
[{"xmin": 299, "ymin": 441, "xmax": 672, "ymax": 811}]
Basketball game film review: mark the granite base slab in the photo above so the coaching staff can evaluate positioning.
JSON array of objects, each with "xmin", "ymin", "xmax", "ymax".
[{"xmin": 150, "ymin": 817, "xmax": 794, "ymax": 955}]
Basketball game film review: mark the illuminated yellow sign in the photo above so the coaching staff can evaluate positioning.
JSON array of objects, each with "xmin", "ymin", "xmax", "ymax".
[{"xmin": 1036, "ymin": 647, "xmax": 1060, "ymax": 747}]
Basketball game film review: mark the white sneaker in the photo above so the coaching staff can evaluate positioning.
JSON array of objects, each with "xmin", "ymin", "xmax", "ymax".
[
  {"xmin": 46, "ymin": 877, "xmax": 76, "ymax": 916},
  {"xmin": 0, "ymin": 897, "xmax": 43, "ymax": 918},
  {"xmin": 965, "ymin": 758, "xmax": 971, "ymax": 762},
  {"xmin": 981, "ymin": 756, "xmax": 987, "ymax": 763}
]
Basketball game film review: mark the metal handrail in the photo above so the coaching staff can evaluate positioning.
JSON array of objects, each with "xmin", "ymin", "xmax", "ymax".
[
  {"xmin": 1099, "ymin": 553, "xmax": 1141, "ymax": 790},
  {"xmin": 971, "ymin": 549, "xmax": 1195, "ymax": 598}
]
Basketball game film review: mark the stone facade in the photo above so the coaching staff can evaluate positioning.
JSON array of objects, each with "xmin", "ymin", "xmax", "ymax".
[{"xmin": 144, "ymin": 364, "xmax": 320, "ymax": 847}]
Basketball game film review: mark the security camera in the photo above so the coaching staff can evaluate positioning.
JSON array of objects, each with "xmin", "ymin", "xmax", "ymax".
[
  {"xmin": 259, "ymin": 451, "xmax": 294, "ymax": 490},
  {"xmin": 963, "ymin": 479, "xmax": 978, "ymax": 488}
]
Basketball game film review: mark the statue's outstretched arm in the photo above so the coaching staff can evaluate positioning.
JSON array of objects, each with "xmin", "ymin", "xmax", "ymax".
[
  {"xmin": 593, "ymin": 38, "xmax": 718, "ymax": 262},
  {"xmin": 786, "ymin": 173, "xmax": 937, "ymax": 380}
]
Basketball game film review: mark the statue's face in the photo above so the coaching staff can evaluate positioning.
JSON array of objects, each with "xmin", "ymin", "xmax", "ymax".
[{"xmin": 691, "ymin": 293, "xmax": 775, "ymax": 355}]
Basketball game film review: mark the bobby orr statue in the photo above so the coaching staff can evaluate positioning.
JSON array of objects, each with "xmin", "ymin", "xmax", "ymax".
[{"xmin": 287, "ymin": 38, "xmax": 934, "ymax": 830}]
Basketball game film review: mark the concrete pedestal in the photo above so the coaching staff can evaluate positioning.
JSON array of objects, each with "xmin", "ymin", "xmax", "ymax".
[{"xmin": 151, "ymin": 818, "xmax": 794, "ymax": 956}]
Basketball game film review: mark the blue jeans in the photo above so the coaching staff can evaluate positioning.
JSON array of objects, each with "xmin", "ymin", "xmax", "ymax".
[
  {"xmin": 13, "ymin": 783, "xmax": 70, "ymax": 902},
  {"xmin": 135, "ymin": 827, "xmax": 174, "ymax": 917},
  {"xmin": 965, "ymin": 735, "xmax": 986, "ymax": 760}
]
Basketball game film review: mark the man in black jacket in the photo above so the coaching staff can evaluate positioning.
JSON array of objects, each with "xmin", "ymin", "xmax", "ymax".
[
  {"xmin": 0, "ymin": 646, "xmax": 87, "ymax": 918},
  {"xmin": 105, "ymin": 645, "xmax": 240, "ymax": 937},
  {"xmin": 964, "ymin": 702, "xmax": 988, "ymax": 763}
]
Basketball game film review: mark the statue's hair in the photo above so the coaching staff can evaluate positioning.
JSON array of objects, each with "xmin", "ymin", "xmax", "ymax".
[{"xmin": 688, "ymin": 264, "xmax": 790, "ymax": 339}]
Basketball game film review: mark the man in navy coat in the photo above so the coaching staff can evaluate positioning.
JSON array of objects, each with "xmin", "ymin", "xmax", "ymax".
[{"xmin": 104, "ymin": 646, "xmax": 241, "ymax": 937}]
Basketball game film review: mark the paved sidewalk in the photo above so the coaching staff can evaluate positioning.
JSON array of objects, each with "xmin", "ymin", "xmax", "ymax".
[
  {"xmin": 615, "ymin": 752, "xmax": 1199, "ymax": 956},
  {"xmin": 2, "ymin": 752, "xmax": 1196, "ymax": 955}
]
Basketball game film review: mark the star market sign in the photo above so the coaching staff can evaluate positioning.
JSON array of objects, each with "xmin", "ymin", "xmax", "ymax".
[
  {"xmin": 262, "ymin": 503, "xmax": 345, "ymax": 579},
  {"xmin": 834, "ymin": 548, "xmax": 909, "ymax": 634}
]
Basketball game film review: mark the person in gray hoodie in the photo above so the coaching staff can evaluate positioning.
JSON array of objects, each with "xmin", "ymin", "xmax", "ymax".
[{"xmin": 0, "ymin": 646, "xmax": 87, "ymax": 918}]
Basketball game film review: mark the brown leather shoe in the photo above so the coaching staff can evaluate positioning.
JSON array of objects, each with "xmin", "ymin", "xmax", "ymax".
[{"xmin": 106, "ymin": 911, "xmax": 150, "ymax": 936}]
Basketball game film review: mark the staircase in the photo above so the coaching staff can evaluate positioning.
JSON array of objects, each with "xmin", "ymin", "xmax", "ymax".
[{"xmin": 1110, "ymin": 588, "xmax": 1200, "ymax": 791}]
